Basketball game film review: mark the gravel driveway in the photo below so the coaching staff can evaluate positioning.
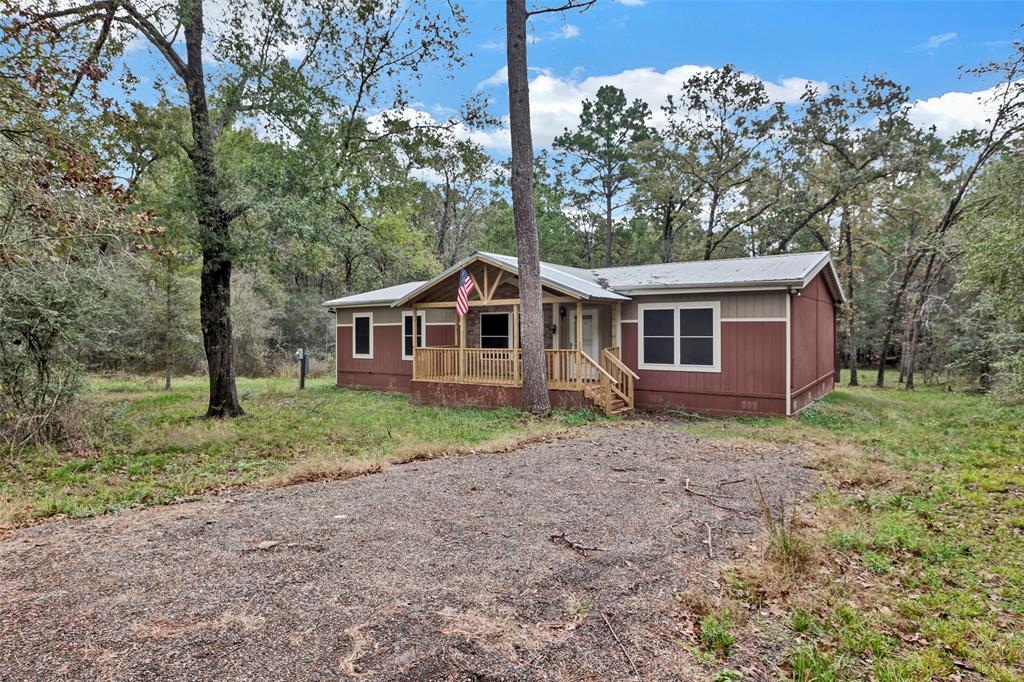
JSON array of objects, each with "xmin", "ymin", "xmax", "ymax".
[{"xmin": 0, "ymin": 425, "xmax": 815, "ymax": 681}]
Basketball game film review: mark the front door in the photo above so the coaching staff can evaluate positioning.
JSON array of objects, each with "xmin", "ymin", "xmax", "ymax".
[{"xmin": 568, "ymin": 308, "xmax": 599, "ymax": 363}]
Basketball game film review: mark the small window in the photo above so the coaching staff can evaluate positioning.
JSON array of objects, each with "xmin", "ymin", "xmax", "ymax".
[
  {"xmin": 352, "ymin": 313, "xmax": 372, "ymax": 358},
  {"xmin": 403, "ymin": 311, "xmax": 425, "ymax": 360},
  {"xmin": 639, "ymin": 302, "xmax": 719, "ymax": 372},
  {"xmin": 480, "ymin": 312, "xmax": 510, "ymax": 349}
]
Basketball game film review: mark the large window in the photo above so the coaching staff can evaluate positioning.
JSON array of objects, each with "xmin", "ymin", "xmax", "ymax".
[
  {"xmin": 402, "ymin": 311, "xmax": 425, "ymax": 360},
  {"xmin": 352, "ymin": 313, "xmax": 373, "ymax": 358},
  {"xmin": 480, "ymin": 312, "xmax": 511, "ymax": 349},
  {"xmin": 638, "ymin": 302, "xmax": 720, "ymax": 372}
]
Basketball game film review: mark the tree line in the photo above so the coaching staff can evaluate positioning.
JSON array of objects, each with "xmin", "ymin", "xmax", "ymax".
[{"xmin": 1, "ymin": 0, "xmax": 1022, "ymax": 450}]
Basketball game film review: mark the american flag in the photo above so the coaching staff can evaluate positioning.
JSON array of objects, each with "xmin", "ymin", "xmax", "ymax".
[{"xmin": 456, "ymin": 268, "xmax": 474, "ymax": 317}]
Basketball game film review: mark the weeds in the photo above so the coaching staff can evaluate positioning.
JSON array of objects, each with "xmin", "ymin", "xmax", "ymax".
[
  {"xmin": 753, "ymin": 475, "xmax": 811, "ymax": 572},
  {"xmin": 699, "ymin": 612, "xmax": 736, "ymax": 657}
]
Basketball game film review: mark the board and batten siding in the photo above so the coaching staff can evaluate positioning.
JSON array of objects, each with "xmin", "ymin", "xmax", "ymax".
[
  {"xmin": 790, "ymin": 271, "xmax": 836, "ymax": 413},
  {"xmin": 620, "ymin": 289, "xmax": 789, "ymax": 415},
  {"xmin": 335, "ymin": 305, "xmax": 456, "ymax": 391}
]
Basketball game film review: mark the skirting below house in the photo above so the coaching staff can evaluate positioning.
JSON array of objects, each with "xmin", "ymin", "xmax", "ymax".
[
  {"xmin": 792, "ymin": 373, "xmax": 835, "ymax": 413},
  {"xmin": 410, "ymin": 381, "xmax": 590, "ymax": 411},
  {"xmin": 337, "ymin": 370, "xmax": 411, "ymax": 393},
  {"xmin": 634, "ymin": 388, "xmax": 787, "ymax": 416}
]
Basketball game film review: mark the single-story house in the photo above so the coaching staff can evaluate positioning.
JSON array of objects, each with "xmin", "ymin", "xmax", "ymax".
[{"xmin": 323, "ymin": 251, "xmax": 843, "ymax": 416}]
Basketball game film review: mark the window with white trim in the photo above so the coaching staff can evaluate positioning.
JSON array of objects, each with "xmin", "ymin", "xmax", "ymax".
[
  {"xmin": 352, "ymin": 313, "xmax": 373, "ymax": 358},
  {"xmin": 638, "ymin": 302, "xmax": 720, "ymax": 372},
  {"xmin": 479, "ymin": 312, "xmax": 510, "ymax": 349},
  {"xmin": 402, "ymin": 311, "xmax": 425, "ymax": 360}
]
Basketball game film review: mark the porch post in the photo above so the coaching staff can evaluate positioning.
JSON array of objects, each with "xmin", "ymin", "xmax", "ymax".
[
  {"xmin": 513, "ymin": 303, "xmax": 521, "ymax": 386},
  {"xmin": 412, "ymin": 307, "xmax": 419, "ymax": 379},
  {"xmin": 612, "ymin": 302, "xmax": 620, "ymax": 353},
  {"xmin": 576, "ymin": 301, "xmax": 583, "ymax": 389},
  {"xmin": 459, "ymin": 312, "xmax": 466, "ymax": 381}
]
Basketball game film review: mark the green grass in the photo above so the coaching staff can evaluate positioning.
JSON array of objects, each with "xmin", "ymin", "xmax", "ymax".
[
  {"xmin": 700, "ymin": 612, "xmax": 738, "ymax": 657},
  {"xmin": 683, "ymin": 370, "xmax": 1024, "ymax": 681},
  {"xmin": 0, "ymin": 375, "xmax": 591, "ymax": 526}
]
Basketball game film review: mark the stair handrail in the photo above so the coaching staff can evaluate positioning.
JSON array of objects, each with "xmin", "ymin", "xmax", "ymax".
[{"xmin": 600, "ymin": 348, "xmax": 638, "ymax": 380}]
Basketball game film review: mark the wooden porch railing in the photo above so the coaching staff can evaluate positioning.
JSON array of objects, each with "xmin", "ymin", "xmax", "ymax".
[
  {"xmin": 601, "ymin": 348, "xmax": 638, "ymax": 412},
  {"xmin": 413, "ymin": 346, "xmax": 635, "ymax": 414}
]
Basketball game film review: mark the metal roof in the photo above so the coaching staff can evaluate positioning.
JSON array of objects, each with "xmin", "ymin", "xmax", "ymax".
[
  {"xmin": 323, "ymin": 250, "xmax": 844, "ymax": 309},
  {"xmin": 322, "ymin": 281, "xmax": 425, "ymax": 308},
  {"xmin": 476, "ymin": 252, "xmax": 630, "ymax": 302},
  {"xmin": 577, "ymin": 251, "xmax": 837, "ymax": 292}
]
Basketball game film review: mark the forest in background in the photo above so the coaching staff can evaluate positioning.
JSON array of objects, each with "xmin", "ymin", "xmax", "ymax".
[{"xmin": 2, "ymin": 1, "xmax": 1023, "ymax": 451}]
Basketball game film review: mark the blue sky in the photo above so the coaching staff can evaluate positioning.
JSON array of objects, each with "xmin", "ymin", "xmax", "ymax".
[
  {"xmin": 112, "ymin": 1, "xmax": 1022, "ymax": 151},
  {"xmin": 404, "ymin": 0, "xmax": 1022, "ymax": 151}
]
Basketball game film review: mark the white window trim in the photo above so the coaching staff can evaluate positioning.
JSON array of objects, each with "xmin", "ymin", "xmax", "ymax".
[
  {"xmin": 638, "ymin": 301, "xmax": 721, "ymax": 373},
  {"xmin": 401, "ymin": 310, "xmax": 427, "ymax": 361},
  {"xmin": 479, "ymin": 311, "xmax": 512, "ymax": 349},
  {"xmin": 352, "ymin": 312, "xmax": 373, "ymax": 359}
]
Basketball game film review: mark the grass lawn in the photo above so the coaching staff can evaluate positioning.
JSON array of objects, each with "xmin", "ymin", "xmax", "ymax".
[
  {"xmin": 681, "ymin": 370, "xmax": 1024, "ymax": 681},
  {"xmin": 0, "ymin": 375, "xmax": 590, "ymax": 528}
]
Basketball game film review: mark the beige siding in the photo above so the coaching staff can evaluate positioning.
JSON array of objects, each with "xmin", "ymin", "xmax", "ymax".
[
  {"xmin": 424, "ymin": 308, "xmax": 456, "ymax": 324},
  {"xmin": 336, "ymin": 306, "xmax": 402, "ymax": 325},
  {"xmin": 622, "ymin": 291, "xmax": 786, "ymax": 320}
]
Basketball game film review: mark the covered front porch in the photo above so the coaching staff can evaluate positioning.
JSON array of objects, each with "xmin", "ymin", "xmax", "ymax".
[{"xmin": 396, "ymin": 255, "xmax": 636, "ymax": 414}]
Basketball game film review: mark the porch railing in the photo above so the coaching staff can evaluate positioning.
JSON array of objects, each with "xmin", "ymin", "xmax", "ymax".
[{"xmin": 412, "ymin": 346, "xmax": 634, "ymax": 413}]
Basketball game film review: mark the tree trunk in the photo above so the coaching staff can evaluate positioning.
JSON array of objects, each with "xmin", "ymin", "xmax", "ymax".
[
  {"xmin": 661, "ymin": 202, "xmax": 674, "ymax": 263},
  {"xmin": 506, "ymin": 0, "xmax": 549, "ymax": 413},
  {"xmin": 904, "ymin": 251, "xmax": 941, "ymax": 391},
  {"xmin": 184, "ymin": 1, "xmax": 243, "ymax": 417},
  {"xmin": 842, "ymin": 212, "xmax": 858, "ymax": 386},
  {"xmin": 603, "ymin": 189, "xmax": 613, "ymax": 267},
  {"xmin": 164, "ymin": 255, "xmax": 173, "ymax": 391},
  {"xmin": 875, "ymin": 253, "xmax": 921, "ymax": 388},
  {"xmin": 703, "ymin": 192, "xmax": 719, "ymax": 260}
]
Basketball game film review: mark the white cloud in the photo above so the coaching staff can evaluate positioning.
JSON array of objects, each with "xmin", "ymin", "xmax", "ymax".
[
  {"xmin": 478, "ymin": 66, "xmax": 509, "ymax": 89},
  {"xmin": 614, "ymin": 0, "xmax": 647, "ymax": 6},
  {"xmin": 553, "ymin": 24, "xmax": 581, "ymax": 40},
  {"xmin": 908, "ymin": 83, "xmax": 1011, "ymax": 139},
  {"xmin": 915, "ymin": 32, "xmax": 957, "ymax": 51},
  {"xmin": 473, "ymin": 64, "xmax": 827, "ymax": 152}
]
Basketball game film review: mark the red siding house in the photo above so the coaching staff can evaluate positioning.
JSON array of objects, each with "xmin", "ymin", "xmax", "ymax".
[{"xmin": 324, "ymin": 251, "xmax": 844, "ymax": 416}]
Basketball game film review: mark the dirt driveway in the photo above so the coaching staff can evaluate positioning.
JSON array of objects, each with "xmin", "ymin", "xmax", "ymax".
[{"xmin": 0, "ymin": 425, "xmax": 815, "ymax": 681}]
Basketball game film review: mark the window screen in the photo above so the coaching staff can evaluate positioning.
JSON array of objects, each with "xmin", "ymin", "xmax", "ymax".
[
  {"xmin": 354, "ymin": 316, "xmax": 371, "ymax": 356},
  {"xmin": 679, "ymin": 308, "xmax": 714, "ymax": 366},
  {"xmin": 480, "ymin": 313, "xmax": 510, "ymax": 349},
  {"xmin": 642, "ymin": 308, "xmax": 675, "ymax": 364}
]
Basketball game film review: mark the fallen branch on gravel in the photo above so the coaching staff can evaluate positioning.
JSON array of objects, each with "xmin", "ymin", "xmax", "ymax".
[
  {"xmin": 703, "ymin": 522, "xmax": 713, "ymax": 559},
  {"xmin": 549, "ymin": 532, "xmax": 605, "ymax": 555},
  {"xmin": 601, "ymin": 612, "xmax": 641, "ymax": 680},
  {"xmin": 682, "ymin": 479, "xmax": 759, "ymax": 516}
]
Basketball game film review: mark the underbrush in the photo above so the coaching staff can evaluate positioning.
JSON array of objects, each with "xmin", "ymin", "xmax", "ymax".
[{"xmin": 682, "ymin": 369, "xmax": 1024, "ymax": 680}]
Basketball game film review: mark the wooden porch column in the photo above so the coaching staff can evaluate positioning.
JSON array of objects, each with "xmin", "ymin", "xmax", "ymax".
[
  {"xmin": 459, "ymin": 312, "xmax": 466, "ymax": 380},
  {"xmin": 576, "ymin": 300, "xmax": 583, "ymax": 389},
  {"xmin": 412, "ymin": 307, "xmax": 419, "ymax": 379},
  {"xmin": 512, "ymin": 303, "xmax": 520, "ymax": 386},
  {"xmin": 611, "ymin": 302, "xmax": 620, "ymax": 353}
]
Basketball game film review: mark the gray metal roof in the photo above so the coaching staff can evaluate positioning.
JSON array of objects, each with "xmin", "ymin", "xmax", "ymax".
[
  {"xmin": 476, "ymin": 252, "xmax": 630, "ymax": 302},
  {"xmin": 322, "ymin": 281, "xmax": 425, "ymax": 308},
  {"xmin": 576, "ymin": 251, "xmax": 836, "ymax": 292},
  {"xmin": 323, "ymin": 250, "xmax": 843, "ymax": 309}
]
